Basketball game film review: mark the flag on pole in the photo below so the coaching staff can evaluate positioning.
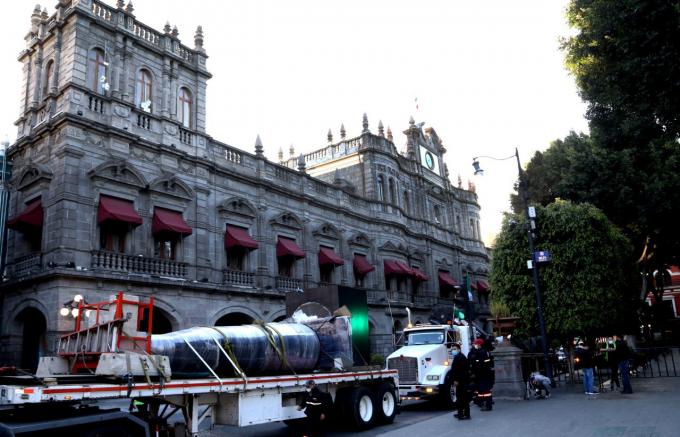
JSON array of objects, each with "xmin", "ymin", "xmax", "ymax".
[{"xmin": 415, "ymin": 97, "xmax": 419, "ymax": 111}]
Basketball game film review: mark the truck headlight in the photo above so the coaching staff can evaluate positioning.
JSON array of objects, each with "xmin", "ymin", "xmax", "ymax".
[{"xmin": 426, "ymin": 375, "xmax": 440, "ymax": 381}]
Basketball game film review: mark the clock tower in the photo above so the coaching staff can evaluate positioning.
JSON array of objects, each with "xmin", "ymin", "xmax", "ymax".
[{"xmin": 404, "ymin": 117, "xmax": 446, "ymax": 182}]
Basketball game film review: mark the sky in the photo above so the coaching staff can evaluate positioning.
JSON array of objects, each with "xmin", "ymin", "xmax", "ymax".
[{"xmin": 0, "ymin": 0, "xmax": 589, "ymax": 246}]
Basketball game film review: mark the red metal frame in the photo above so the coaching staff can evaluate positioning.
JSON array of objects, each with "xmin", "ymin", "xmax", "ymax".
[{"xmin": 60, "ymin": 292, "xmax": 154, "ymax": 373}]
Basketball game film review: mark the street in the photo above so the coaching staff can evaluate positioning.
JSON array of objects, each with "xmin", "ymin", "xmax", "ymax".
[{"xmin": 201, "ymin": 377, "xmax": 680, "ymax": 436}]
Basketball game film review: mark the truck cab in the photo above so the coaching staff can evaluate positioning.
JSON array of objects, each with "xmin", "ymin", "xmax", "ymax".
[{"xmin": 386, "ymin": 323, "xmax": 473, "ymax": 407}]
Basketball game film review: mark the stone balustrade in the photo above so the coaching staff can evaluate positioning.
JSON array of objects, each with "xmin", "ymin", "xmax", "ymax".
[
  {"xmin": 10, "ymin": 253, "xmax": 42, "ymax": 278},
  {"xmin": 91, "ymin": 250, "xmax": 187, "ymax": 278},
  {"xmin": 275, "ymin": 276, "xmax": 302, "ymax": 292},
  {"xmin": 222, "ymin": 269, "xmax": 255, "ymax": 287}
]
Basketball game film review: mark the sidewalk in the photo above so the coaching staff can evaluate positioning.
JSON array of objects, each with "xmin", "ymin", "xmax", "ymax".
[{"xmin": 379, "ymin": 377, "xmax": 680, "ymax": 437}]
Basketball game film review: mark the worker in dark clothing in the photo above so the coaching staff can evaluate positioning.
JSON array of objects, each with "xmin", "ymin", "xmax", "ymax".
[
  {"xmin": 450, "ymin": 342, "xmax": 471, "ymax": 420},
  {"xmin": 575, "ymin": 341, "xmax": 597, "ymax": 394},
  {"xmin": 614, "ymin": 335, "xmax": 633, "ymax": 394},
  {"xmin": 469, "ymin": 338, "xmax": 494, "ymax": 411},
  {"xmin": 298, "ymin": 380, "xmax": 332, "ymax": 437}
]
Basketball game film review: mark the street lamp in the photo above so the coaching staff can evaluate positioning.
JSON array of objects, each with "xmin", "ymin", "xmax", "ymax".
[{"xmin": 472, "ymin": 147, "xmax": 553, "ymax": 381}]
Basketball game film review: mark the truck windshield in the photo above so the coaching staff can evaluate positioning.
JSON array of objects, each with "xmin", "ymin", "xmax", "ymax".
[{"xmin": 406, "ymin": 331, "xmax": 445, "ymax": 345}]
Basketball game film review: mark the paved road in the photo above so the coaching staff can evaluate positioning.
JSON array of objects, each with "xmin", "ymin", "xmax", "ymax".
[{"xmin": 203, "ymin": 377, "xmax": 680, "ymax": 436}]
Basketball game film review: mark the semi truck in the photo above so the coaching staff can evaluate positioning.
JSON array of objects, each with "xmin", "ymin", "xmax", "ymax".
[
  {"xmin": 386, "ymin": 314, "xmax": 474, "ymax": 408},
  {"xmin": 0, "ymin": 293, "xmax": 399, "ymax": 436}
]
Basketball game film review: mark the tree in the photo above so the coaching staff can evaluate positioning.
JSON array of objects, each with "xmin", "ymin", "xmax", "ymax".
[{"xmin": 491, "ymin": 201, "xmax": 638, "ymax": 341}]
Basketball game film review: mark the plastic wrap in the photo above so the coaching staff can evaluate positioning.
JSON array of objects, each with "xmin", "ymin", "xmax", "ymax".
[
  {"xmin": 301, "ymin": 316, "xmax": 353, "ymax": 369},
  {"xmin": 151, "ymin": 323, "xmax": 320, "ymax": 377}
]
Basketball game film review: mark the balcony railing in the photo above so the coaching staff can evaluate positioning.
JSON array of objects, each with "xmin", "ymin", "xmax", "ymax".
[
  {"xmin": 10, "ymin": 253, "xmax": 42, "ymax": 278},
  {"xmin": 223, "ymin": 269, "xmax": 255, "ymax": 287},
  {"xmin": 276, "ymin": 276, "xmax": 302, "ymax": 292},
  {"xmin": 91, "ymin": 251, "xmax": 187, "ymax": 278}
]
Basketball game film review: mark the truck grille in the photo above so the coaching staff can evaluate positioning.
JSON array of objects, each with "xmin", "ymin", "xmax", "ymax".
[{"xmin": 388, "ymin": 356, "xmax": 418, "ymax": 384}]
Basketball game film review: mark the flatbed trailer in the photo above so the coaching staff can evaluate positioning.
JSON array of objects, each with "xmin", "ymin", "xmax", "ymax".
[{"xmin": 0, "ymin": 368, "xmax": 399, "ymax": 436}]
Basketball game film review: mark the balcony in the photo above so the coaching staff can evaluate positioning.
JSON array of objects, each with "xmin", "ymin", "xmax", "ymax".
[
  {"xmin": 91, "ymin": 251, "xmax": 187, "ymax": 278},
  {"xmin": 276, "ymin": 276, "xmax": 302, "ymax": 292},
  {"xmin": 9, "ymin": 253, "xmax": 43, "ymax": 279},
  {"xmin": 223, "ymin": 269, "xmax": 255, "ymax": 287}
]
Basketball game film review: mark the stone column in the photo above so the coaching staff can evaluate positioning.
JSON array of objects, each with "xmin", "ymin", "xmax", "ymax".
[{"xmin": 492, "ymin": 341, "xmax": 526, "ymax": 400}]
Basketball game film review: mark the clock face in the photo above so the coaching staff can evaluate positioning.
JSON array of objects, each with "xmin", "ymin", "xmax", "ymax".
[{"xmin": 425, "ymin": 152, "xmax": 435, "ymax": 170}]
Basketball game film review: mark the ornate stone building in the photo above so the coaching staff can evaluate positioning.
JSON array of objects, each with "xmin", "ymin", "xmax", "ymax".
[{"xmin": 0, "ymin": 0, "xmax": 489, "ymax": 370}]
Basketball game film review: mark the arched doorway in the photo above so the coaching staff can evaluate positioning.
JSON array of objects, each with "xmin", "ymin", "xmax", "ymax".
[
  {"xmin": 16, "ymin": 308, "xmax": 47, "ymax": 372},
  {"xmin": 272, "ymin": 315, "xmax": 287, "ymax": 323},
  {"xmin": 151, "ymin": 308, "xmax": 174, "ymax": 334},
  {"xmin": 215, "ymin": 312, "xmax": 254, "ymax": 326},
  {"xmin": 393, "ymin": 319, "xmax": 404, "ymax": 347}
]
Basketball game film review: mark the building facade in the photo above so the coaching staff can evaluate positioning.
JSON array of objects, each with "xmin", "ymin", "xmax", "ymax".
[{"xmin": 0, "ymin": 0, "xmax": 489, "ymax": 370}]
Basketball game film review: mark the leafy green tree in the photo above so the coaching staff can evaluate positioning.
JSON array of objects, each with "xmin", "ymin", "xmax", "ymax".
[{"xmin": 491, "ymin": 201, "xmax": 638, "ymax": 341}]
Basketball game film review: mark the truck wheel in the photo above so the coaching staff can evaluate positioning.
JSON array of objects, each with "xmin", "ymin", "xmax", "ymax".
[
  {"xmin": 373, "ymin": 383, "xmax": 398, "ymax": 424},
  {"xmin": 438, "ymin": 377, "xmax": 456, "ymax": 409},
  {"xmin": 345, "ymin": 387, "xmax": 375, "ymax": 430}
]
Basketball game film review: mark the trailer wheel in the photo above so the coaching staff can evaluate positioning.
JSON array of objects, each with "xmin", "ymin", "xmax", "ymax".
[
  {"xmin": 373, "ymin": 383, "xmax": 398, "ymax": 424},
  {"xmin": 345, "ymin": 387, "xmax": 375, "ymax": 430},
  {"xmin": 438, "ymin": 376, "xmax": 456, "ymax": 409}
]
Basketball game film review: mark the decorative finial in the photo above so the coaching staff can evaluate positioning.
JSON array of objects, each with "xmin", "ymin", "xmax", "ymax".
[
  {"xmin": 387, "ymin": 126, "xmax": 393, "ymax": 142},
  {"xmin": 194, "ymin": 26, "xmax": 204, "ymax": 52},
  {"xmin": 340, "ymin": 123, "xmax": 346, "ymax": 140},
  {"xmin": 362, "ymin": 113, "xmax": 369, "ymax": 133},
  {"xmin": 409, "ymin": 115, "xmax": 415, "ymax": 126},
  {"xmin": 297, "ymin": 153, "xmax": 306, "ymax": 172},
  {"xmin": 457, "ymin": 174, "xmax": 462, "ymax": 188},
  {"xmin": 41, "ymin": 8, "xmax": 48, "ymax": 20},
  {"xmin": 31, "ymin": 5, "xmax": 41, "ymax": 34},
  {"xmin": 468, "ymin": 180, "xmax": 476, "ymax": 193},
  {"xmin": 117, "ymin": 0, "xmax": 125, "ymax": 9},
  {"xmin": 289, "ymin": 144, "xmax": 295, "ymax": 157},
  {"xmin": 278, "ymin": 147, "xmax": 284, "ymax": 162},
  {"xmin": 378, "ymin": 120, "xmax": 384, "ymax": 137},
  {"xmin": 171, "ymin": 25, "xmax": 179, "ymax": 38},
  {"xmin": 164, "ymin": 22, "xmax": 171, "ymax": 34},
  {"xmin": 125, "ymin": 1, "xmax": 134, "ymax": 14},
  {"xmin": 254, "ymin": 135, "xmax": 263, "ymax": 156},
  {"xmin": 327, "ymin": 129, "xmax": 333, "ymax": 144}
]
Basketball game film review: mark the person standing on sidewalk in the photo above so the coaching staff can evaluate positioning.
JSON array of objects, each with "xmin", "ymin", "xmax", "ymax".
[
  {"xmin": 469, "ymin": 338, "xmax": 494, "ymax": 411},
  {"xmin": 451, "ymin": 343, "xmax": 471, "ymax": 420},
  {"xmin": 576, "ymin": 341, "xmax": 597, "ymax": 395},
  {"xmin": 604, "ymin": 339, "xmax": 621, "ymax": 391},
  {"xmin": 615, "ymin": 335, "xmax": 634, "ymax": 394}
]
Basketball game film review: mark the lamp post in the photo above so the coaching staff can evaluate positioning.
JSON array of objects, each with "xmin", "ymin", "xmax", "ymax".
[{"xmin": 472, "ymin": 147, "xmax": 553, "ymax": 381}]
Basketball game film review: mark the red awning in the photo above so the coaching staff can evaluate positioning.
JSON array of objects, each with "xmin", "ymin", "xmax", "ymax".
[
  {"xmin": 353, "ymin": 254, "xmax": 375, "ymax": 276},
  {"xmin": 411, "ymin": 267, "xmax": 428, "ymax": 282},
  {"xmin": 476, "ymin": 280, "xmax": 490, "ymax": 292},
  {"xmin": 438, "ymin": 271, "xmax": 458, "ymax": 288},
  {"xmin": 277, "ymin": 237, "xmax": 305, "ymax": 259},
  {"xmin": 98, "ymin": 195, "xmax": 143, "ymax": 226},
  {"xmin": 318, "ymin": 246, "xmax": 344, "ymax": 266},
  {"xmin": 225, "ymin": 226, "xmax": 258, "ymax": 250},
  {"xmin": 7, "ymin": 198, "xmax": 43, "ymax": 230},
  {"xmin": 152, "ymin": 208, "xmax": 192, "ymax": 236},
  {"xmin": 384, "ymin": 259, "xmax": 413, "ymax": 277}
]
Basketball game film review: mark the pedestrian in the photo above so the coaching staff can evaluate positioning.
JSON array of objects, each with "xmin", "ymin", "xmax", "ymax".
[
  {"xmin": 575, "ymin": 341, "xmax": 597, "ymax": 395},
  {"xmin": 614, "ymin": 335, "xmax": 633, "ymax": 394},
  {"xmin": 468, "ymin": 338, "xmax": 494, "ymax": 411},
  {"xmin": 298, "ymin": 380, "xmax": 332, "ymax": 437},
  {"xmin": 528, "ymin": 372, "xmax": 551, "ymax": 399},
  {"xmin": 604, "ymin": 339, "xmax": 620, "ymax": 391},
  {"xmin": 450, "ymin": 342, "xmax": 471, "ymax": 420}
]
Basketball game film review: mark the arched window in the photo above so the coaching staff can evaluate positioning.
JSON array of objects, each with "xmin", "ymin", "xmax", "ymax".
[
  {"xmin": 434, "ymin": 205, "xmax": 442, "ymax": 224},
  {"xmin": 177, "ymin": 87, "xmax": 192, "ymax": 128},
  {"xmin": 388, "ymin": 178, "xmax": 397, "ymax": 205},
  {"xmin": 470, "ymin": 218, "xmax": 476, "ymax": 239},
  {"xmin": 402, "ymin": 190, "xmax": 410, "ymax": 214},
  {"xmin": 377, "ymin": 175, "xmax": 385, "ymax": 202},
  {"xmin": 42, "ymin": 60, "xmax": 54, "ymax": 98},
  {"xmin": 136, "ymin": 69, "xmax": 152, "ymax": 111},
  {"xmin": 87, "ymin": 48, "xmax": 107, "ymax": 94}
]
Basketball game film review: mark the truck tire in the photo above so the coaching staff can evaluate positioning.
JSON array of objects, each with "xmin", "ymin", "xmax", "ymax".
[
  {"xmin": 373, "ymin": 383, "xmax": 398, "ymax": 424},
  {"xmin": 438, "ymin": 376, "xmax": 456, "ymax": 409},
  {"xmin": 345, "ymin": 387, "xmax": 375, "ymax": 430}
]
